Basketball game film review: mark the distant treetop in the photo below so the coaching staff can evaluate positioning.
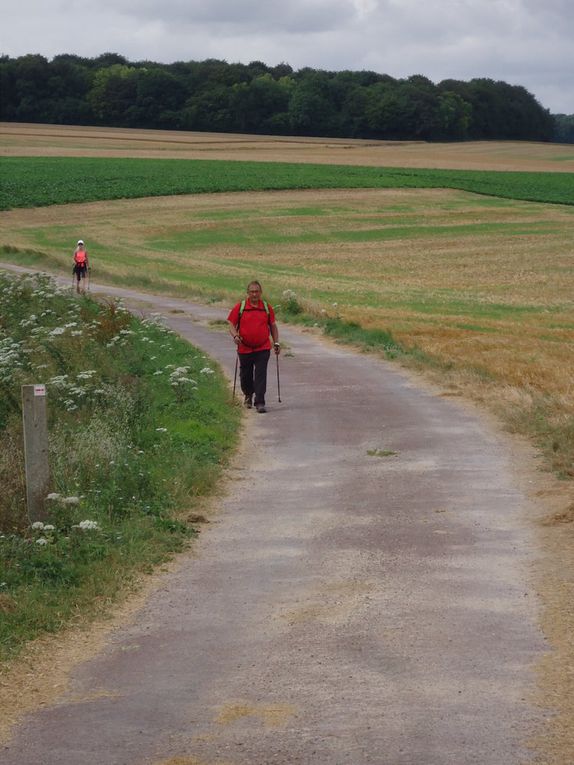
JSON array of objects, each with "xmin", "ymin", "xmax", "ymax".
[{"xmin": 0, "ymin": 53, "xmax": 563, "ymax": 142}]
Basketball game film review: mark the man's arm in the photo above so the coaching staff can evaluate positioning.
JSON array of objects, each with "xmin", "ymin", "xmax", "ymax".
[{"xmin": 228, "ymin": 319, "xmax": 241, "ymax": 346}]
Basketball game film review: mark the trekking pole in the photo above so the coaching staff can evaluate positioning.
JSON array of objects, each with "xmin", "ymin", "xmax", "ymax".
[
  {"xmin": 87, "ymin": 267, "xmax": 91, "ymax": 293},
  {"xmin": 276, "ymin": 352, "xmax": 282, "ymax": 403},
  {"xmin": 232, "ymin": 353, "xmax": 238, "ymax": 401}
]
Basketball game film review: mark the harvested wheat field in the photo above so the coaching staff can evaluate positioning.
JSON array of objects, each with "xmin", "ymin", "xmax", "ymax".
[
  {"xmin": 1, "ymin": 121, "xmax": 574, "ymax": 172},
  {"xmin": 2, "ymin": 186, "xmax": 573, "ymax": 461},
  {"xmin": 1, "ymin": 124, "xmax": 573, "ymax": 763}
]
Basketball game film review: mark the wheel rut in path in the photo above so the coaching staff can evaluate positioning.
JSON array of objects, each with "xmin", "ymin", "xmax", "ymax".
[{"xmin": 1, "ymin": 278, "xmax": 549, "ymax": 765}]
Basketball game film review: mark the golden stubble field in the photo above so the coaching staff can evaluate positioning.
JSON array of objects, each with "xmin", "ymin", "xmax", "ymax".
[
  {"xmin": 1, "ymin": 124, "xmax": 573, "ymax": 762},
  {"xmin": 1, "ymin": 121, "xmax": 574, "ymax": 171},
  {"xmin": 2, "ymin": 186, "xmax": 573, "ymax": 463}
]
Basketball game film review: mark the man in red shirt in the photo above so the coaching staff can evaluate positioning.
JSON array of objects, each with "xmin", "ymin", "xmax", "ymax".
[{"xmin": 228, "ymin": 280, "xmax": 280, "ymax": 413}]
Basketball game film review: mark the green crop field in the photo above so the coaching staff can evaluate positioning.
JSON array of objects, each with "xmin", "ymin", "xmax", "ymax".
[{"xmin": 1, "ymin": 156, "xmax": 572, "ymax": 210}]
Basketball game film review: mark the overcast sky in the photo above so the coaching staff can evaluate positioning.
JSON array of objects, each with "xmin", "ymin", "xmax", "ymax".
[{"xmin": 1, "ymin": 0, "xmax": 572, "ymax": 113}]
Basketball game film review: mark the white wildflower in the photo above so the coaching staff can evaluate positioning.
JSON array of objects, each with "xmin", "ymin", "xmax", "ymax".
[
  {"xmin": 36, "ymin": 537, "xmax": 49, "ymax": 545},
  {"xmin": 31, "ymin": 521, "xmax": 45, "ymax": 529},
  {"xmin": 200, "ymin": 367, "xmax": 214, "ymax": 375},
  {"xmin": 78, "ymin": 520, "xmax": 99, "ymax": 531},
  {"xmin": 43, "ymin": 524, "xmax": 55, "ymax": 532},
  {"xmin": 156, "ymin": 427, "xmax": 167, "ymax": 432},
  {"xmin": 46, "ymin": 493, "xmax": 61, "ymax": 501},
  {"xmin": 62, "ymin": 496, "xmax": 80, "ymax": 505},
  {"xmin": 49, "ymin": 375, "xmax": 68, "ymax": 386}
]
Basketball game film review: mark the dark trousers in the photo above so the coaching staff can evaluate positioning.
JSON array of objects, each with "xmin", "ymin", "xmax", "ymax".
[{"xmin": 239, "ymin": 349, "xmax": 270, "ymax": 405}]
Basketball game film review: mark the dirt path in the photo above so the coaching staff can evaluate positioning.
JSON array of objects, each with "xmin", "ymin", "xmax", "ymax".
[{"xmin": 0, "ymin": 272, "xmax": 555, "ymax": 764}]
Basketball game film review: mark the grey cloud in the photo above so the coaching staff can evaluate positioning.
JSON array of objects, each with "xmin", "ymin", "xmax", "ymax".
[
  {"xmin": 96, "ymin": 0, "xmax": 357, "ymax": 34},
  {"xmin": 523, "ymin": 0, "xmax": 574, "ymax": 26}
]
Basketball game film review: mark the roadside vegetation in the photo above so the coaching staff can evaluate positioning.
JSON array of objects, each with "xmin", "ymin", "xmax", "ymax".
[
  {"xmin": 1, "ymin": 156, "xmax": 573, "ymax": 210},
  {"xmin": 0, "ymin": 271, "xmax": 240, "ymax": 662}
]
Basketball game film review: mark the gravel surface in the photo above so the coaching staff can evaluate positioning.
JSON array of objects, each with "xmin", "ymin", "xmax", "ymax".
[{"xmin": 0, "ymin": 273, "xmax": 551, "ymax": 765}]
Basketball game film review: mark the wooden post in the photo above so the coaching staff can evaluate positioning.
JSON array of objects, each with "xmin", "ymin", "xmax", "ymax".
[{"xmin": 21, "ymin": 384, "xmax": 50, "ymax": 523}]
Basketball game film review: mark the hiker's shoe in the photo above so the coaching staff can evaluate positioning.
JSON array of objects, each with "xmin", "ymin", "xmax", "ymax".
[
  {"xmin": 244, "ymin": 395, "xmax": 253, "ymax": 409},
  {"xmin": 255, "ymin": 403, "xmax": 266, "ymax": 413}
]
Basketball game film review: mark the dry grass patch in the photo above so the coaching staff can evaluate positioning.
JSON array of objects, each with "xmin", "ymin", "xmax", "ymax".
[
  {"xmin": 1, "ymin": 187, "xmax": 572, "ymax": 405},
  {"xmin": 542, "ymin": 503, "xmax": 574, "ymax": 526},
  {"xmin": 2, "ymin": 122, "xmax": 573, "ymax": 173}
]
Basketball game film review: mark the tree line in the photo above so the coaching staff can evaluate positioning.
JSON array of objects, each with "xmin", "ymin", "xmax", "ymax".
[{"xmin": 0, "ymin": 53, "xmax": 568, "ymax": 143}]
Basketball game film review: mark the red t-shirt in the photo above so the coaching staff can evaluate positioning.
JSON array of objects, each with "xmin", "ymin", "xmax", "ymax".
[{"xmin": 228, "ymin": 300, "xmax": 275, "ymax": 354}]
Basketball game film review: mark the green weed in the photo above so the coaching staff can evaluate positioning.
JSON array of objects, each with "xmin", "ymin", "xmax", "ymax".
[
  {"xmin": 367, "ymin": 449, "xmax": 398, "ymax": 457},
  {"xmin": 0, "ymin": 272, "xmax": 240, "ymax": 661}
]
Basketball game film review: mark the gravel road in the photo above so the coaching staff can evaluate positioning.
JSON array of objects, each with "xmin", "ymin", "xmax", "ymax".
[{"xmin": 1, "ymin": 273, "xmax": 549, "ymax": 765}]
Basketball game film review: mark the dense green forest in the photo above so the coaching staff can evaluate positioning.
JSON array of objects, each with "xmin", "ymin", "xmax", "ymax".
[
  {"xmin": 553, "ymin": 114, "xmax": 574, "ymax": 143},
  {"xmin": 0, "ymin": 52, "xmax": 569, "ymax": 143}
]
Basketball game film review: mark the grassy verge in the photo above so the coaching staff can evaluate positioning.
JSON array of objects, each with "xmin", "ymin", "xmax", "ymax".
[
  {"xmin": 1, "ymin": 156, "xmax": 572, "ymax": 210},
  {"xmin": 0, "ymin": 271, "xmax": 240, "ymax": 662}
]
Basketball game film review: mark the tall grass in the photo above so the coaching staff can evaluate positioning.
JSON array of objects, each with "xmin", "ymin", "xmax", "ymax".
[{"xmin": 0, "ymin": 272, "xmax": 240, "ymax": 661}]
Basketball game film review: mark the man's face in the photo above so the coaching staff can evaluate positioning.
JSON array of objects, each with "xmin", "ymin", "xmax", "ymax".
[{"xmin": 247, "ymin": 285, "xmax": 261, "ymax": 304}]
